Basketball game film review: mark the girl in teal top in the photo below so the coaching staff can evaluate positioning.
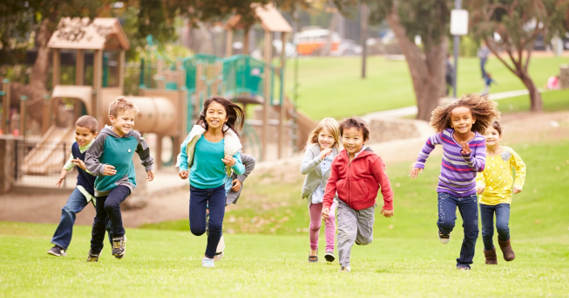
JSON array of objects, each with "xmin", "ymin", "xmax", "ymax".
[{"xmin": 177, "ymin": 96, "xmax": 245, "ymax": 268}]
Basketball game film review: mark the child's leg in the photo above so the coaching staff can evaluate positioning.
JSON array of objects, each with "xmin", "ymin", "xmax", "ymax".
[
  {"xmin": 204, "ymin": 185, "xmax": 226, "ymax": 259},
  {"xmin": 189, "ymin": 186, "xmax": 209, "ymax": 236},
  {"xmin": 52, "ymin": 188, "xmax": 89, "ymax": 250},
  {"xmin": 90, "ymin": 195, "xmax": 110, "ymax": 254},
  {"xmin": 308, "ymin": 203, "xmax": 323, "ymax": 251},
  {"xmin": 336, "ymin": 200, "xmax": 358, "ymax": 268},
  {"xmin": 479, "ymin": 203, "xmax": 496, "ymax": 250},
  {"xmin": 355, "ymin": 205, "xmax": 375, "ymax": 246},
  {"xmin": 494, "ymin": 203, "xmax": 511, "ymax": 242},
  {"xmin": 456, "ymin": 194, "xmax": 479, "ymax": 267},
  {"xmin": 324, "ymin": 201, "xmax": 337, "ymax": 252},
  {"xmin": 437, "ymin": 193, "xmax": 458, "ymax": 235},
  {"xmin": 104, "ymin": 186, "xmax": 131, "ymax": 238}
]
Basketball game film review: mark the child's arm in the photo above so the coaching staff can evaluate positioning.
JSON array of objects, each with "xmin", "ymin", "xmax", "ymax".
[
  {"xmin": 372, "ymin": 157, "xmax": 394, "ymax": 217},
  {"xmin": 223, "ymin": 151, "xmax": 245, "ymax": 176},
  {"xmin": 56, "ymin": 152, "xmax": 75, "ymax": 188},
  {"xmin": 300, "ymin": 147, "xmax": 327, "ymax": 175},
  {"xmin": 85, "ymin": 135, "xmax": 116, "ymax": 176},
  {"xmin": 176, "ymin": 134, "xmax": 192, "ymax": 179},
  {"xmin": 237, "ymin": 153, "xmax": 256, "ymax": 182},
  {"xmin": 461, "ymin": 138, "xmax": 486, "ymax": 172},
  {"xmin": 476, "ymin": 172, "xmax": 486, "ymax": 194},
  {"xmin": 410, "ymin": 134, "xmax": 440, "ymax": 179},
  {"xmin": 510, "ymin": 149, "xmax": 526, "ymax": 194},
  {"xmin": 321, "ymin": 160, "xmax": 340, "ymax": 220},
  {"xmin": 135, "ymin": 133, "xmax": 155, "ymax": 182}
]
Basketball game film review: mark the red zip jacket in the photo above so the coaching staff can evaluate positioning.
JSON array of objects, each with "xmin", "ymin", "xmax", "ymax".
[{"xmin": 323, "ymin": 147, "xmax": 394, "ymax": 211}]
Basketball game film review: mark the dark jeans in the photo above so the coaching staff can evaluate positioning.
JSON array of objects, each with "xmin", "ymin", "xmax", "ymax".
[
  {"xmin": 51, "ymin": 188, "xmax": 92, "ymax": 249},
  {"xmin": 189, "ymin": 184, "xmax": 226, "ymax": 259},
  {"xmin": 437, "ymin": 192, "xmax": 479, "ymax": 268},
  {"xmin": 479, "ymin": 203, "xmax": 511, "ymax": 251},
  {"xmin": 480, "ymin": 58, "xmax": 487, "ymax": 78},
  {"xmin": 90, "ymin": 186, "xmax": 131, "ymax": 254}
]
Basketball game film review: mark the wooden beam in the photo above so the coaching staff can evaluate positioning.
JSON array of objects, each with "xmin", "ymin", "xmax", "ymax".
[
  {"xmin": 42, "ymin": 96, "xmax": 51, "ymax": 134},
  {"xmin": 226, "ymin": 30, "xmax": 233, "ymax": 57},
  {"xmin": 2, "ymin": 79, "xmax": 10, "ymax": 134},
  {"xmin": 244, "ymin": 28, "xmax": 250, "ymax": 55},
  {"xmin": 76, "ymin": 49, "xmax": 84, "ymax": 85},
  {"xmin": 93, "ymin": 50, "xmax": 103, "ymax": 128},
  {"xmin": 118, "ymin": 50, "xmax": 125, "ymax": 92},
  {"xmin": 53, "ymin": 49, "xmax": 61, "ymax": 86},
  {"xmin": 278, "ymin": 33, "xmax": 287, "ymax": 159},
  {"xmin": 19, "ymin": 96, "xmax": 27, "ymax": 137},
  {"xmin": 262, "ymin": 30, "xmax": 272, "ymax": 161}
]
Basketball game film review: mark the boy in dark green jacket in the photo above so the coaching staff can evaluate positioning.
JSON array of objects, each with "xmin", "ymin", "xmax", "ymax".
[{"xmin": 85, "ymin": 97, "xmax": 154, "ymax": 261}]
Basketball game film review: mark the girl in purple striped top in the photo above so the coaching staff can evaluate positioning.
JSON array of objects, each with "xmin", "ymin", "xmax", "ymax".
[{"xmin": 409, "ymin": 94, "xmax": 500, "ymax": 270}]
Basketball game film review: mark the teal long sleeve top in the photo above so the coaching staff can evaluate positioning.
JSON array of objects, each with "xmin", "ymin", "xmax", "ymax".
[{"xmin": 189, "ymin": 135, "xmax": 244, "ymax": 189}]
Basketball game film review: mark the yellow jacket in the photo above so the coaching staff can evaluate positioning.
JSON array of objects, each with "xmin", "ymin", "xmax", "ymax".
[{"xmin": 476, "ymin": 146, "xmax": 526, "ymax": 205}]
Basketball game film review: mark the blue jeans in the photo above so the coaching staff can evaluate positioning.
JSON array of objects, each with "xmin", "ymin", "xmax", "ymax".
[
  {"xmin": 51, "ymin": 188, "xmax": 91, "ymax": 249},
  {"xmin": 437, "ymin": 192, "xmax": 479, "ymax": 268},
  {"xmin": 189, "ymin": 184, "xmax": 226, "ymax": 259},
  {"xmin": 480, "ymin": 58, "xmax": 487, "ymax": 78},
  {"xmin": 479, "ymin": 203, "xmax": 511, "ymax": 251},
  {"xmin": 90, "ymin": 186, "xmax": 131, "ymax": 254}
]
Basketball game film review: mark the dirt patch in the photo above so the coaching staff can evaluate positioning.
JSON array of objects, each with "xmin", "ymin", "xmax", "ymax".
[{"xmin": 1, "ymin": 111, "xmax": 568, "ymax": 227}]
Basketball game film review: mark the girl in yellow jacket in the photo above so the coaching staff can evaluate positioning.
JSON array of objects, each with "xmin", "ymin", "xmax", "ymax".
[{"xmin": 476, "ymin": 121, "xmax": 526, "ymax": 265}]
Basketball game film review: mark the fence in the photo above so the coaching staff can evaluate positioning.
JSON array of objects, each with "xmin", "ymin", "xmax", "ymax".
[{"xmin": 14, "ymin": 140, "xmax": 74, "ymax": 188}]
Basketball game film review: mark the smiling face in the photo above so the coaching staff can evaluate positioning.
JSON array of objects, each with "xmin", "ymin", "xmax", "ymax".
[
  {"xmin": 205, "ymin": 101, "xmax": 228, "ymax": 130},
  {"xmin": 450, "ymin": 106, "xmax": 476, "ymax": 135},
  {"xmin": 342, "ymin": 127, "xmax": 366, "ymax": 156},
  {"xmin": 110, "ymin": 109, "xmax": 136, "ymax": 137},
  {"xmin": 484, "ymin": 125, "xmax": 502, "ymax": 147},
  {"xmin": 317, "ymin": 127, "xmax": 335, "ymax": 150},
  {"xmin": 75, "ymin": 126, "xmax": 97, "ymax": 147}
]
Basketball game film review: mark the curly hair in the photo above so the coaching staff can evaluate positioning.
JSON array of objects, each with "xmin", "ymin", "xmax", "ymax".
[
  {"xmin": 306, "ymin": 117, "xmax": 340, "ymax": 149},
  {"xmin": 429, "ymin": 93, "xmax": 500, "ymax": 134}
]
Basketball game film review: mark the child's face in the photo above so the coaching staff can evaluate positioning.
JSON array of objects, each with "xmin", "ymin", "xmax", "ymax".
[
  {"xmin": 110, "ymin": 109, "xmax": 136, "ymax": 136},
  {"xmin": 75, "ymin": 126, "xmax": 97, "ymax": 147},
  {"xmin": 205, "ymin": 101, "xmax": 228, "ymax": 130},
  {"xmin": 484, "ymin": 126, "xmax": 502, "ymax": 147},
  {"xmin": 317, "ymin": 127, "xmax": 335, "ymax": 150},
  {"xmin": 342, "ymin": 127, "xmax": 365, "ymax": 156},
  {"xmin": 450, "ymin": 106, "xmax": 476, "ymax": 135}
]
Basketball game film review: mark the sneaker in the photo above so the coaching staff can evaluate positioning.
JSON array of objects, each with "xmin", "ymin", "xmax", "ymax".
[
  {"xmin": 324, "ymin": 251, "xmax": 335, "ymax": 263},
  {"xmin": 47, "ymin": 245, "xmax": 66, "ymax": 257},
  {"xmin": 438, "ymin": 230, "xmax": 451, "ymax": 244},
  {"xmin": 457, "ymin": 265, "xmax": 471, "ymax": 270},
  {"xmin": 216, "ymin": 235, "xmax": 225, "ymax": 253},
  {"xmin": 112, "ymin": 235, "xmax": 127, "ymax": 259},
  {"xmin": 339, "ymin": 266, "xmax": 351, "ymax": 272},
  {"xmin": 214, "ymin": 251, "xmax": 224, "ymax": 261},
  {"xmin": 86, "ymin": 250, "xmax": 99, "ymax": 262},
  {"xmin": 202, "ymin": 257, "xmax": 215, "ymax": 268}
]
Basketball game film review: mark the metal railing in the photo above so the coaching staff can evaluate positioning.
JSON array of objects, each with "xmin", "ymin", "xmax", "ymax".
[{"xmin": 14, "ymin": 140, "xmax": 74, "ymax": 188}]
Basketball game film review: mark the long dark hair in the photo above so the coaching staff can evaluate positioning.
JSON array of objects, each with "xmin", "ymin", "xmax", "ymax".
[{"xmin": 196, "ymin": 96, "xmax": 245, "ymax": 136}]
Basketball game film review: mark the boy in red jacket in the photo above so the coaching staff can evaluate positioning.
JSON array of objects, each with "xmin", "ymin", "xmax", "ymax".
[{"xmin": 322, "ymin": 117, "xmax": 394, "ymax": 272}]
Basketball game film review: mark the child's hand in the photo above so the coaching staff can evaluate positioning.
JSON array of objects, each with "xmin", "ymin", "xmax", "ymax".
[
  {"xmin": 319, "ymin": 148, "xmax": 332, "ymax": 161},
  {"xmin": 231, "ymin": 179, "xmax": 242, "ymax": 192},
  {"xmin": 147, "ymin": 170, "xmax": 155, "ymax": 182},
  {"xmin": 513, "ymin": 186, "xmax": 522, "ymax": 194},
  {"xmin": 179, "ymin": 170, "xmax": 189, "ymax": 180},
  {"xmin": 103, "ymin": 165, "xmax": 117, "ymax": 176},
  {"xmin": 222, "ymin": 155, "xmax": 236, "ymax": 167},
  {"xmin": 321, "ymin": 207, "xmax": 330, "ymax": 220},
  {"xmin": 409, "ymin": 167, "xmax": 423, "ymax": 179},
  {"xmin": 460, "ymin": 141, "xmax": 471, "ymax": 155},
  {"xmin": 71, "ymin": 158, "xmax": 86, "ymax": 171},
  {"xmin": 380, "ymin": 208, "xmax": 394, "ymax": 218},
  {"xmin": 477, "ymin": 186, "xmax": 485, "ymax": 194},
  {"xmin": 55, "ymin": 177, "xmax": 64, "ymax": 188}
]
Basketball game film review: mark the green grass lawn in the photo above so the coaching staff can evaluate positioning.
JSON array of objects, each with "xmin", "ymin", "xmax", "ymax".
[
  {"xmin": 497, "ymin": 89, "xmax": 569, "ymax": 113},
  {"xmin": 286, "ymin": 56, "xmax": 569, "ymax": 119},
  {"xmin": 2, "ymin": 140, "xmax": 569, "ymax": 297}
]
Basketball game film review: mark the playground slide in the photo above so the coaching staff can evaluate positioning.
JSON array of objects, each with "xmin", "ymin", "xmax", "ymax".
[{"xmin": 23, "ymin": 125, "xmax": 76, "ymax": 175}]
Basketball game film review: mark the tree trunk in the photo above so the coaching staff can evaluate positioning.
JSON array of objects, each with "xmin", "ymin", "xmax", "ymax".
[
  {"xmin": 386, "ymin": 8, "xmax": 447, "ymax": 121},
  {"xmin": 518, "ymin": 70, "xmax": 543, "ymax": 112}
]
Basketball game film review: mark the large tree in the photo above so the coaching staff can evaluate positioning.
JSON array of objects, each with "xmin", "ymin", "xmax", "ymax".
[
  {"xmin": 467, "ymin": 0, "xmax": 569, "ymax": 112},
  {"xmin": 335, "ymin": 0, "xmax": 451, "ymax": 120}
]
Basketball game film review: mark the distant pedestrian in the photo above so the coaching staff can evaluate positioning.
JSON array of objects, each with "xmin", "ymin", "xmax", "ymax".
[
  {"xmin": 478, "ymin": 42, "xmax": 491, "ymax": 78},
  {"xmin": 482, "ymin": 73, "xmax": 497, "ymax": 95},
  {"xmin": 446, "ymin": 53, "xmax": 454, "ymax": 96}
]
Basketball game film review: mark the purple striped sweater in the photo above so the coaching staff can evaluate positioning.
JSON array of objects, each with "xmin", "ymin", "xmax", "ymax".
[{"xmin": 415, "ymin": 128, "xmax": 486, "ymax": 197}]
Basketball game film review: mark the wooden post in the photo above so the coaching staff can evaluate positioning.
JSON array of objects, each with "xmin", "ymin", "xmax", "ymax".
[
  {"xmin": 2, "ymin": 79, "xmax": 10, "ymax": 134},
  {"xmin": 211, "ymin": 61, "xmax": 222, "ymax": 96},
  {"xmin": 42, "ymin": 95, "xmax": 51, "ymax": 134},
  {"xmin": 118, "ymin": 50, "xmax": 125, "ymax": 92},
  {"xmin": 157, "ymin": 59, "xmax": 165, "ymax": 90},
  {"xmin": 262, "ymin": 30, "xmax": 272, "ymax": 161},
  {"xmin": 244, "ymin": 28, "xmax": 250, "ymax": 55},
  {"xmin": 196, "ymin": 62, "xmax": 203, "ymax": 109},
  {"xmin": 93, "ymin": 50, "xmax": 103, "ymax": 128},
  {"xmin": 19, "ymin": 95, "xmax": 27, "ymax": 137},
  {"xmin": 53, "ymin": 49, "xmax": 61, "ymax": 87},
  {"xmin": 278, "ymin": 32, "xmax": 287, "ymax": 159},
  {"xmin": 155, "ymin": 135, "xmax": 163, "ymax": 170},
  {"xmin": 226, "ymin": 30, "xmax": 233, "ymax": 57},
  {"xmin": 76, "ymin": 49, "xmax": 84, "ymax": 86}
]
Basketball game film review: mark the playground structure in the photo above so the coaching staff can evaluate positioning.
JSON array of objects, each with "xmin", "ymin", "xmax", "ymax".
[{"xmin": 5, "ymin": 3, "xmax": 316, "ymax": 177}]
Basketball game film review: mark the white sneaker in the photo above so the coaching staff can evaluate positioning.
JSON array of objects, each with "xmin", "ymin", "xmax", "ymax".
[
  {"xmin": 216, "ymin": 235, "xmax": 225, "ymax": 253},
  {"xmin": 214, "ymin": 251, "xmax": 224, "ymax": 261},
  {"xmin": 202, "ymin": 257, "xmax": 215, "ymax": 268},
  {"xmin": 438, "ymin": 230, "xmax": 451, "ymax": 244},
  {"xmin": 339, "ymin": 266, "xmax": 351, "ymax": 272}
]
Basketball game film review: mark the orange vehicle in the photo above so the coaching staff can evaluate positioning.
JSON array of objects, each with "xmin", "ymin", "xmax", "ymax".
[{"xmin": 294, "ymin": 29, "xmax": 342, "ymax": 56}]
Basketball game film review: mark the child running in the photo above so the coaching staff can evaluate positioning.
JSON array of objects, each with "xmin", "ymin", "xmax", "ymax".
[
  {"xmin": 322, "ymin": 117, "xmax": 394, "ymax": 272},
  {"xmin": 300, "ymin": 117, "xmax": 341, "ymax": 263},
  {"xmin": 85, "ymin": 96, "xmax": 155, "ymax": 261},
  {"xmin": 214, "ymin": 152, "xmax": 256, "ymax": 260},
  {"xmin": 476, "ymin": 121, "xmax": 526, "ymax": 264},
  {"xmin": 48, "ymin": 115, "xmax": 105, "ymax": 257},
  {"xmin": 409, "ymin": 93, "xmax": 500, "ymax": 270},
  {"xmin": 177, "ymin": 96, "xmax": 245, "ymax": 268}
]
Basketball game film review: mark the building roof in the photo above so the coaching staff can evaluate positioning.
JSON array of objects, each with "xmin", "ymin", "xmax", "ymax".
[
  {"xmin": 48, "ymin": 18, "xmax": 130, "ymax": 50},
  {"xmin": 225, "ymin": 3, "xmax": 292, "ymax": 33}
]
